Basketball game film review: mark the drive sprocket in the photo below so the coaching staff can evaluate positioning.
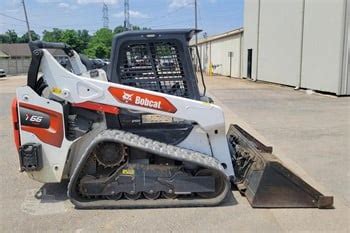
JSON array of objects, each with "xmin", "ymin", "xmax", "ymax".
[{"xmin": 94, "ymin": 142, "xmax": 127, "ymax": 168}]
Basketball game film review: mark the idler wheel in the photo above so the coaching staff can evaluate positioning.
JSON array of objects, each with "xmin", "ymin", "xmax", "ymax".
[
  {"xmin": 94, "ymin": 142, "xmax": 126, "ymax": 168},
  {"xmin": 195, "ymin": 169, "xmax": 226, "ymax": 198}
]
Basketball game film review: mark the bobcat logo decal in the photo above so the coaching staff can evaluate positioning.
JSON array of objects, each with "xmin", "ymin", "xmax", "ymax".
[
  {"xmin": 122, "ymin": 92, "xmax": 133, "ymax": 103},
  {"xmin": 108, "ymin": 87, "xmax": 178, "ymax": 113}
]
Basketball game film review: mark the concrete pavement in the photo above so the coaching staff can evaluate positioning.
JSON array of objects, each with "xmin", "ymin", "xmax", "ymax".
[{"xmin": 0, "ymin": 75, "xmax": 349, "ymax": 232}]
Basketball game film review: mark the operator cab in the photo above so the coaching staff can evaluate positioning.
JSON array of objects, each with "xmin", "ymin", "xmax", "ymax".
[{"xmin": 105, "ymin": 29, "xmax": 205, "ymax": 144}]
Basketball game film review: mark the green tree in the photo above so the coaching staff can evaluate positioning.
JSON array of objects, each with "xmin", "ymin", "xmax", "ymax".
[
  {"xmin": 60, "ymin": 29, "xmax": 82, "ymax": 51},
  {"xmin": 77, "ymin": 29, "xmax": 90, "ymax": 52},
  {"xmin": 18, "ymin": 30, "xmax": 40, "ymax": 43},
  {"xmin": 0, "ymin": 34, "xmax": 10, "ymax": 43},
  {"xmin": 113, "ymin": 25, "xmax": 150, "ymax": 34},
  {"xmin": 95, "ymin": 43, "xmax": 110, "ymax": 58},
  {"xmin": 42, "ymin": 29, "xmax": 90, "ymax": 53},
  {"xmin": 84, "ymin": 28, "xmax": 113, "ymax": 58},
  {"xmin": 113, "ymin": 25, "xmax": 125, "ymax": 34},
  {"xmin": 42, "ymin": 28, "xmax": 63, "ymax": 42},
  {"xmin": 37, "ymin": 25, "xmax": 149, "ymax": 58},
  {"xmin": 5, "ymin": 30, "xmax": 18, "ymax": 43},
  {"xmin": 132, "ymin": 25, "xmax": 141, "ymax": 31}
]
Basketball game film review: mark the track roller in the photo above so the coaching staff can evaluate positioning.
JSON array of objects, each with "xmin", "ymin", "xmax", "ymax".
[
  {"xmin": 124, "ymin": 192, "xmax": 142, "ymax": 200},
  {"xmin": 106, "ymin": 193, "xmax": 123, "ymax": 200},
  {"xmin": 162, "ymin": 191, "xmax": 177, "ymax": 199},
  {"xmin": 143, "ymin": 191, "xmax": 161, "ymax": 200}
]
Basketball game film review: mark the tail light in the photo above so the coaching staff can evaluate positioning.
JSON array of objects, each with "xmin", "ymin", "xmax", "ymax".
[{"xmin": 11, "ymin": 98, "xmax": 21, "ymax": 150}]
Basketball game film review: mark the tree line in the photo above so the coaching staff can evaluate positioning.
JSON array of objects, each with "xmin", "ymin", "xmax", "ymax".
[{"xmin": 0, "ymin": 25, "xmax": 149, "ymax": 59}]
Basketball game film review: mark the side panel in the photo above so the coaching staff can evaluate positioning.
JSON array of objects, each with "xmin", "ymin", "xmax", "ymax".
[
  {"xmin": 16, "ymin": 87, "xmax": 73, "ymax": 183},
  {"xmin": 41, "ymin": 49, "xmax": 226, "ymax": 132},
  {"xmin": 177, "ymin": 125, "xmax": 212, "ymax": 155},
  {"xmin": 19, "ymin": 102, "xmax": 64, "ymax": 147},
  {"xmin": 39, "ymin": 50, "xmax": 235, "ymax": 177}
]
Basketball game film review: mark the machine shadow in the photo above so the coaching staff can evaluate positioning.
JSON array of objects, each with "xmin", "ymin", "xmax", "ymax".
[
  {"xmin": 220, "ymin": 191, "xmax": 238, "ymax": 207},
  {"xmin": 35, "ymin": 180, "xmax": 69, "ymax": 203}
]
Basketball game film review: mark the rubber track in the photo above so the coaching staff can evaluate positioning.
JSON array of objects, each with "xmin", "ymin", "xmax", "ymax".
[{"xmin": 68, "ymin": 129, "xmax": 230, "ymax": 209}]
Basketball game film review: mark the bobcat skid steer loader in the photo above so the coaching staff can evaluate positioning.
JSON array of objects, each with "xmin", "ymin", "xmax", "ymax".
[{"xmin": 11, "ymin": 29, "xmax": 333, "ymax": 209}]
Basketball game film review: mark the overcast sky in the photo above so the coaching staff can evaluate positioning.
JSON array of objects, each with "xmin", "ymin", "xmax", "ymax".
[{"xmin": 0, "ymin": 0, "xmax": 243, "ymax": 37}]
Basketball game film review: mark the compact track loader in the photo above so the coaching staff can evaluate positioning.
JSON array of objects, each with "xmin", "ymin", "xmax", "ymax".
[{"xmin": 11, "ymin": 29, "xmax": 333, "ymax": 209}]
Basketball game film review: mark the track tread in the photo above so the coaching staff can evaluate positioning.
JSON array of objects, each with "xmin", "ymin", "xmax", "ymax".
[{"xmin": 68, "ymin": 129, "xmax": 230, "ymax": 209}]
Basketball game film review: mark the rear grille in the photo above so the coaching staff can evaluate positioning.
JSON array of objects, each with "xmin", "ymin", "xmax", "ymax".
[{"xmin": 118, "ymin": 41, "xmax": 189, "ymax": 98}]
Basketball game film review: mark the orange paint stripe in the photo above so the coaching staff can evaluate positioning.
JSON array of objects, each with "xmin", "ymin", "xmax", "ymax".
[
  {"xmin": 11, "ymin": 98, "xmax": 21, "ymax": 150},
  {"xmin": 71, "ymin": 101, "xmax": 119, "ymax": 114}
]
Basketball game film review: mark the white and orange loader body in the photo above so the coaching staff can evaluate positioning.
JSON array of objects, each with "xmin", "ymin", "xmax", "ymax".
[
  {"xmin": 13, "ymin": 48, "xmax": 233, "ymax": 183},
  {"xmin": 11, "ymin": 35, "xmax": 332, "ymax": 209}
]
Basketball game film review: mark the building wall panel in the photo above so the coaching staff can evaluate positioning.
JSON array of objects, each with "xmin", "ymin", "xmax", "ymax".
[
  {"xmin": 301, "ymin": 0, "xmax": 347, "ymax": 94},
  {"xmin": 210, "ymin": 35, "xmax": 242, "ymax": 77},
  {"xmin": 0, "ymin": 58, "xmax": 31, "ymax": 75},
  {"xmin": 242, "ymin": 0, "xmax": 260, "ymax": 79},
  {"xmin": 257, "ymin": 0, "xmax": 303, "ymax": 86}
]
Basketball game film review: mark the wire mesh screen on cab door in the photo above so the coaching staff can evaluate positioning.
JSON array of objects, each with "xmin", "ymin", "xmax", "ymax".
[{"xmin": 117, "ymin": 41, "xmax": 190, "ymax": 98}]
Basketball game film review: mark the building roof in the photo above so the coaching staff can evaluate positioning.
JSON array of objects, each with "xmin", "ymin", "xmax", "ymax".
[
  {"xmin": 190, "ymin": 27, "xmax": 244, "ymax": 46},
  {"xmin": 0, "ymin": 43, "xmax": 68, "ymax": 57},
  {"xmin": 0, "ymin": 50, "xmax": 9, "ymax": 58},
  {"xmin": 0, "ymin": 43, "xmax": 31, "ymax": 57}
]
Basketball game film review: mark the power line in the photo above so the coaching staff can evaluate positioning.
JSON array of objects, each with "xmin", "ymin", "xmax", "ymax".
[
  {"xmin": 1, "ymin": 9, "xmax": 116, "ymax": 32},
  {"xmin": 137, "ymin": 3, "xmax": 192, "ymax": 28},
  {"xmin": 1, "ymin": 22, "xmax": 26, "ymax": 28},
  {"xmin": 2, "ymin": 1, "xmax": 221, "ymax": 34},
  {"xmin": 149, "ymin": 18, "xmax": 193, "ymax": 28},
  {"xmin": 0, "ymin": 12, "xmax": 54, "ymax": 29},
  {"xmin": 0, "ymin": 12, "xmax": 26, "ymax": 22},
  {"xmin": 0, "ymin": 12, "xmax": 108, "ymax": 31}
]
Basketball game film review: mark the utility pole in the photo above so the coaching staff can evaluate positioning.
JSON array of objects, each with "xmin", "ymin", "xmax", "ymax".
[
  {"xmin": 102, "ymin": 2, "xmax": 109, "ymax": 29},
  {"xmin": 203, "ymin": 32, "xmax": 208, "ymax": 71},
  {"xmin": 124, "ymin": 0, "xmax": 130, "ymax": 30},
  {"xmin": 194, "ymin": 0, "xmax": 198, "ymax": 71},
  {"xmin": 194, "ymin": 0, "xmax": 198, "ymax": 45},
  {"xmin": 21, "ymin": 0, "xmax": 32, "ymax": 41}
]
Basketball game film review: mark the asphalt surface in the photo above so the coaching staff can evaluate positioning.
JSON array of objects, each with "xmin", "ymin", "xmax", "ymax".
[{"xmin": 0, "ymin": 75, "xmax": 349, "ymax": 232}]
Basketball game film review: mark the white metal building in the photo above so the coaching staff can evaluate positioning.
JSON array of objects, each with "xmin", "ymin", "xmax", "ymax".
[
  {"xmin": 243, "ymin": 0, "xmax": 349, "ymax": 95},
  {"xmin": 193, "ymin": 28, "xmax": 244, "ymax": 78}
]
